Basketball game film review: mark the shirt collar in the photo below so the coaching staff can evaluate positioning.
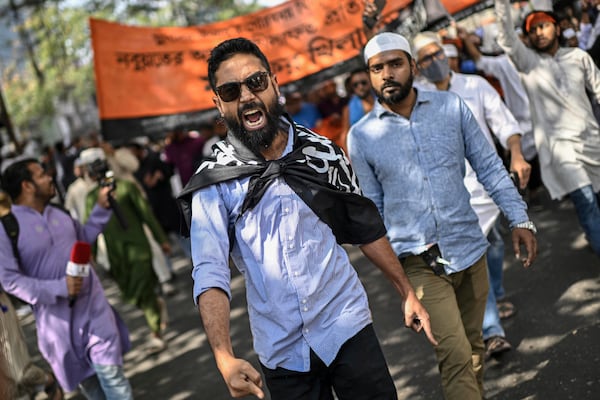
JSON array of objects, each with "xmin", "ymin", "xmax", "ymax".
[
  {"xmin": 373, "ymin": 87, "xmax": 433, "ymax": 119},
  {"xmin": 281, "ymin": 115, "xmax": 295, "ymax": 157}
]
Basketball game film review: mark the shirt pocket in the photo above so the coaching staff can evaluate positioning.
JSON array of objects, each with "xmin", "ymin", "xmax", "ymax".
[{"xmin": 428, "ymin": 127, "xmax": 464, "ymax": 169}]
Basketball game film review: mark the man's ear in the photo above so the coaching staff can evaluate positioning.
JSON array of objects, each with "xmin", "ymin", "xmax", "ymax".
[
  {"xmin": 213, "ymin": 96, "xmax": 224, "ymax": 117},
  {"xmin": 411, "ymin": 59, "xmax": 419, "ymax": 75},
  {"xmin": 272, "ymin": 74, "xmax": 281, "ymax": 99},
  {"xmin": 21, "ymin": 180, "xmax": 33, "ymax": 194}
]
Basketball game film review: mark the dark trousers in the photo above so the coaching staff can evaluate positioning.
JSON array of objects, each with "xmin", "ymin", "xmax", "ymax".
[{"xmin": 260, "ymin": 324, "xmax": 397, "ymax": 400}]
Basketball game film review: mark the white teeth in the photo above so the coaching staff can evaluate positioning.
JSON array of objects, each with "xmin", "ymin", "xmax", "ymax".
[{"xmin": 244, "ymin": 111, "xmax": 265, "ymax": 128}]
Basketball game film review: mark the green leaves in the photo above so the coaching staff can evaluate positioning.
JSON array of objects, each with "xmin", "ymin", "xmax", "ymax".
[{"xmin": 1, "ymin": 0, "xmax": 262, "ymax": 140}]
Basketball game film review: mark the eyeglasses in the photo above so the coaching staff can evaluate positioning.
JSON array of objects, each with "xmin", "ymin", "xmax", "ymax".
[
  {"xmin": 352, "ymin": 80, "xmax": 369, "ymax": 89},
  {"xmin": 215, "ymin": 71, "xmax": 270, "ymax": 102},
  {"xmin": 418, "ymin": 49, "xmax": 445, "ymax": 68}
]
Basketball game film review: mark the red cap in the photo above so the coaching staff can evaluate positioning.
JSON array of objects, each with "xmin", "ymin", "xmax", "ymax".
[{"xmin": 525, "ymin": 12, "xmax": 556, "ymax": 33}]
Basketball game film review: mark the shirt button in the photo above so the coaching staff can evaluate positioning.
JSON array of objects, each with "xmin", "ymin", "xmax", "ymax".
[
  {"xmin": 284, "ymin": 207, "xmax": 290, "ymax": 213},
  {"xmin": 288, "ymin": 235, "xmax": 293, "ymax": 240},
  {"xmin": 304, "ymin": 328, "xmax": 309, "ymax": 334},
  {"xmin": 289, "ymin": 244, "xmax": 294, "ymax": 249},
  {"xmin": 301, "ymin": 299, "xmax": 307, "ymax": 304},
  {"xmin": 303, "ymin": 307, "xmax": 308, "ymax": 312},
  {"xmin": 294, "ymin": 271, "xmax": 299, "ymax": 277}
]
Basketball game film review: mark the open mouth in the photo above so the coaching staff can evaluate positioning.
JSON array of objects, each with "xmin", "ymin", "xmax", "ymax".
[{"xmin": 242, "ymin": 108, "xmax": 266, "ymax": 130}]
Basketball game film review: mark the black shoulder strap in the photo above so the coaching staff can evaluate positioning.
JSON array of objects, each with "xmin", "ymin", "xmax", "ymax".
[
  {"xmin": 1, "ymin": 212, "xmax": 21, "ymax": 266},
  {"xmin": 48, "ymin": 202, "xmax": 71, "ymax": 216},
  {"xmin": 0, "ymin": 204, "xmax": 73, "ymax": 271}
]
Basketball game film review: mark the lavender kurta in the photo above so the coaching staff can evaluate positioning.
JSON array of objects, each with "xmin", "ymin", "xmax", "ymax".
[{"xmin": 0, "ymin": 204, "xmax": 130, "ymax": 392}]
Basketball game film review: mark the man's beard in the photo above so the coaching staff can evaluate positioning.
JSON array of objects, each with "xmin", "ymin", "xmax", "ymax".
[
  {"xmin": 223, "ymin": 98, "xmax": 285, "ymax": 156},
  {"xmin": 533, "ymin": 33, "xmax": 558, "ymax": 53},
  {"xmin": 377, "ymin": 73, "xmax": 414, "ymax": 106},
  {"xmin": 33, "ymin": 181, "xmax": 55, "ymax": 205}
]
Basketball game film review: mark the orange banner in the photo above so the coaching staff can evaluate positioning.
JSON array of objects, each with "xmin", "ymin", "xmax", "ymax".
[
  {"xmin": 443, "ymin": 0, "xmax": 481, "ymax": 14},
  {"xmin": 91, "ymin": 0, "xmax": 479, "ymax": 121}
]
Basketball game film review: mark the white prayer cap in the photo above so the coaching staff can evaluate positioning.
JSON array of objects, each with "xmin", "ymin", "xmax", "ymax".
[
  {"xmin": 412, "ymin": 31, "xmax": 442, "ymax": 56},
  {"xmin": 364, "ymin": 32, "xmax": 412, "ymax": 63},
  {"xmin": 78, "ymin": 147, "xmax": 106, "ymax": 165},
  {"xmin": 442, "ymin": 43, "xmax": 458, "ymax": 58},
  {"xmin": 530, "ymin": 0, "xmax": 553, "ymax": 11},
  {"xmin": 130, "ymin": 136, "xmax": 150, "ymax": 146}
]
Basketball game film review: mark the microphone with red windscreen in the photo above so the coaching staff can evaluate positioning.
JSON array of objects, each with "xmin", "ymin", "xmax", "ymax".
[{"xmin": 66, "ymin": 241, "xmax": 92, "ymax": 307}]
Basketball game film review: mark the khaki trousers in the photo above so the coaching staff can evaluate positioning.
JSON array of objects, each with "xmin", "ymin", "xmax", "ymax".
[{"xmin": 402, "ymin": 254, "xmax": 488, "ymax": 400}]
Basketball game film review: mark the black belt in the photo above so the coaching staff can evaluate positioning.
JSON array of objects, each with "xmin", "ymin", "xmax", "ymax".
[{"xmin": 398, "ymin": 244, "xmax": 446, "ymax": 276}]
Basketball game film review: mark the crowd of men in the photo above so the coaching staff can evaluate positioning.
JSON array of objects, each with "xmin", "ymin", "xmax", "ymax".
[{"xmin": 1, "ymin": 0, "xmax": 599, "ymax": 399}]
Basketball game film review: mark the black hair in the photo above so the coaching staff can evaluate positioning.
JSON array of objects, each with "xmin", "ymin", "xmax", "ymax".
[
  {"xmin": 207, "ymin": 37, "xmax": 272, "ymax": 91},
  {"xmin": 173, "ymin": 125, "xmax": 187, "ymax": 135},
  {"xmin": 54, "ymin": 141, "xmax": 65, "ymax": 153},
  {"xmin": 126, "ymin": 142, "xmax": 144, "ymax": 151},
  {"xmin": 555, "ymin": 10, "xmax": 571, "ymax": 25},
  {"xmin": 1, "ymin": 158, "xmax": 38, "ymax": 201},
  {"xmin": 349, "ymin": 66, "xmax": 369, "ymax": 80},
  {"xmin": 521, "ymin": 10, "xmax": 560, "ymax": 34}
]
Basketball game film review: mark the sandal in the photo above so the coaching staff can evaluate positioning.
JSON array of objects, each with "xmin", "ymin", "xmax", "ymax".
[
  {"xmin": 44, "ymin": 372, "xmax": 64, "ymax": 400},
  {"xmin": 497, "ymin": 300, "xmax": 516, "ymax": 319},
  {"xmin": 145, "ymin": 336, "xmax": 167, "ymax": 356},
  {"xmin": 485, "ymin": 336, "xmax": 512, "ymax": 359}
]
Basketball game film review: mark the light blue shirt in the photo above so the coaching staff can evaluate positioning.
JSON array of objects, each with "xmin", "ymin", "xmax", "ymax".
[
  {"xmin": 190, "ymin": 125, "xmax": 372, "ymax": 371},
  {"xmin": 291, "ymin": 102, "xmax": 322, "ymax": 130},
  {"xmin": 348, "ymin": 89, "xmax": 528, "ymax": 274}
]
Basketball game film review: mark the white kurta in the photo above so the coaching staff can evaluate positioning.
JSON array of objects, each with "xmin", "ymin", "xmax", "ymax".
[
  {"xmin": 495, "ymin": 0, "xmax": 600, "ymax": 199},
  {"xmin": 476, "ymin": 54, "xmax": 537, "ymax": 160}
]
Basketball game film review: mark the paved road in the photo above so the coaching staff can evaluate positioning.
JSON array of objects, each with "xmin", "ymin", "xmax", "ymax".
[{"xmin": 23, "ymin": 189, "xmax": 599, "ymax": 399}]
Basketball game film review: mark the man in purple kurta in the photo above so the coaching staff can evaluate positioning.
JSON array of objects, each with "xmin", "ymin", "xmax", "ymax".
[{"xmin": 0, "ymin": 159, "xmax": 133, "ymax": 399}]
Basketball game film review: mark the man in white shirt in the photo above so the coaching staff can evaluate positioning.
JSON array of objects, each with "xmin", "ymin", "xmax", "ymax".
[{"xmin": 495, "ymin": 0, "xmax": 600, "ymax": 257}]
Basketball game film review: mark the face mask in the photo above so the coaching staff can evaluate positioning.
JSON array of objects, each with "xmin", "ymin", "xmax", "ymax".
[
  {"xmin": 562, "ymin": 28, "xmax": 576, "ymax": 39},
  {"xmin": 420, "ymin": 57, "xmax": 450, "ymax": 83}
]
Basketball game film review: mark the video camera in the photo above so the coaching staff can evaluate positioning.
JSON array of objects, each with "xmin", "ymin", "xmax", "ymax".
[
  {"xmin": 86, "ymin": 158, "xmax": 128, "ymax": 230},
  {"xmin": 87, "ymin": 159, "xmax": 116, "ymax": 190}
]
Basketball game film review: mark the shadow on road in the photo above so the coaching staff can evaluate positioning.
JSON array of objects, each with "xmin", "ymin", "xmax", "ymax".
[{"xmin": 22, "ymin": 191, "xmax": 599, "ymax": 399}]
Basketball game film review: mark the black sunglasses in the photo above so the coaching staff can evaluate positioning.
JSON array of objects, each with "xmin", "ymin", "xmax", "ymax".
[
  {"xmin": 216, "ymin": 71, "xmax": 270, "ymax": 102},
  {"xmin": 418, "ymin": 49, "xmax": 445, "ymax": 68},
  {"xmin": 352, "ymin": 80, "xmax": 369, "ymax": 88}
]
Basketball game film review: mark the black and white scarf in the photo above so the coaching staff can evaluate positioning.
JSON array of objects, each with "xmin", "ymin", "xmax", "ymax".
[{"xmin": 176, "ymin": 115, "xmax": 386, "ymax": 245}]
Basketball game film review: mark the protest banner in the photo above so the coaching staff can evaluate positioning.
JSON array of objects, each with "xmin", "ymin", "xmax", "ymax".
[{"xmin": 91, "ymin": 0, "xmax": 480, "ymax": 140}]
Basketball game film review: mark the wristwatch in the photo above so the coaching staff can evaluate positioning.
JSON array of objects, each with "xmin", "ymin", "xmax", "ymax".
[{"xmin": 513, "ymin": 221, "xmax": 537, "ymax": 234}]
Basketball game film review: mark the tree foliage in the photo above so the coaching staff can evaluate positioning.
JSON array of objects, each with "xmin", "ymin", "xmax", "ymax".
[{"xmin": 0, "ymin": 0, "xmax": 262, "ymax": 138}]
